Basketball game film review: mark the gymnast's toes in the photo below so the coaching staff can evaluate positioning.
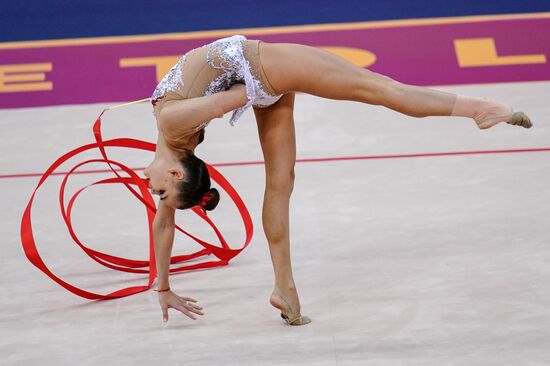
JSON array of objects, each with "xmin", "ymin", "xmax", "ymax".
[{"xmin": 506, "ymin": 111, "xmax": 533, "ymax": 129}]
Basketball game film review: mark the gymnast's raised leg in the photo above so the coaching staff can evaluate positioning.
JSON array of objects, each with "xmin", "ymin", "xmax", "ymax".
[{"xmin": 259, "ymin": 42, "xmax": 532, "ymax": 129}]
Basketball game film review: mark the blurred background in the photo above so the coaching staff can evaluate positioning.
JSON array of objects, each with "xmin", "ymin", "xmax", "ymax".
[
  {"xmin": 2, "ymin": 3, "xmax": 550, "ymax": 365},
  {"xmin": 3, "ymin": 0, "xmax": 550, "ymax": 41}
]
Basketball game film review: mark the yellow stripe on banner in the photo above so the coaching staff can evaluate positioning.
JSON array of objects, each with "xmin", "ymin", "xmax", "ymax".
[{"xmin": 1, "ymin": 12, "xmax": 549, "ymax": 50}]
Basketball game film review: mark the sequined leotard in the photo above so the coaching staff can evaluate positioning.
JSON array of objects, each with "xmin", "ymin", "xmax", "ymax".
[{"xmin": 151, "ymin": 35, "xmax": 282, "ymax": 130}]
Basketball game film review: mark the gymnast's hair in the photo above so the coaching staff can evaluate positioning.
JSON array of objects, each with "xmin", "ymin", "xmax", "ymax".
[{"xmin": 176, "ymin": 149, "xmax": 220, "ymax": 211}]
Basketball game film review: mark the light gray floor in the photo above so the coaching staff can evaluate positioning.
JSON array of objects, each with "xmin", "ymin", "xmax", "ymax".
[{"xmin": 1, "ymin": 82, "xmax": 549, "ymax": 366}]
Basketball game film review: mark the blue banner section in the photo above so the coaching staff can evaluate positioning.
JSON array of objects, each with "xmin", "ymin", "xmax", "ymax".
[{"xmin": 2, "ymin": 0, "xmax": 550, "ymax": 42}]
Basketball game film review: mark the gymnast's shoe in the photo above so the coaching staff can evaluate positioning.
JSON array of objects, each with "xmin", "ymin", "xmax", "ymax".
[
  {"xmin": 270, "ymin": 292, "xmax": 312, "ymax": 326},
  {"xmin": 473, "ymin": 98, "xmax": 533, "ymax": 130},
  {"xmin": 452, "ymin": 96, "xmax": 533, "ymax": 130}
]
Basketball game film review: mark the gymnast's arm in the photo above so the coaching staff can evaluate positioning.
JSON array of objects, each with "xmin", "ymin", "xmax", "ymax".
[
  {"xmin": 158, "ymin": 83, "xmax": 248, "ymax": 132},
  {"xmin": 153, "ymin": 200, "xmax": 175, "ymax": 294},
  {"xmin": 153, "ymin": 200, "xmax": 204, "ymax": 321}
]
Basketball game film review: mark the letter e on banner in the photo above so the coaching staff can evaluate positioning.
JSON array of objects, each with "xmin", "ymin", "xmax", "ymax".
[{"xmin": 0, "ymin": 63, "xmax": 53, "ymax": 93}]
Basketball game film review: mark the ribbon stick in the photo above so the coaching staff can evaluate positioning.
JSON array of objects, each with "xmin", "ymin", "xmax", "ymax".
[{"xmin": 20, "ymin": 100, "xmax": 253, "ymax": 300}]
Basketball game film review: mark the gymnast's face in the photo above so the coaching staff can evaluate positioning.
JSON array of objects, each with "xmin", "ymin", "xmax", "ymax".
[{"xmin": 143, "ymin": 158, "xmax": 184, "ymax": 207}]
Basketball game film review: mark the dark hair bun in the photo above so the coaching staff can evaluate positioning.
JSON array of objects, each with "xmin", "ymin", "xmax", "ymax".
[{"xmin": 204, "ymin": 188, "xmax": 220, "ymax": 211}]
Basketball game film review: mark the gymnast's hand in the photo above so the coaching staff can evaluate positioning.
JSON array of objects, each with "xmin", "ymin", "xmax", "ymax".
[{"xmin": 158, "ymin": 290, "xmax": 204, "ymax": 322}]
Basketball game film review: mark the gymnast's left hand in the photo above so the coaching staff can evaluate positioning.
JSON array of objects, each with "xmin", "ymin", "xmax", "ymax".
[{"xmin": 158, "ymin": 290, "xmax": 204, "ymax": 322}]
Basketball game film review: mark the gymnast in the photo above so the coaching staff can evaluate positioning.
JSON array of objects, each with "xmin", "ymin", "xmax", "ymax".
[{"xmin": 143, "ymin": 35, "xmax": 532, "ymax": 325}]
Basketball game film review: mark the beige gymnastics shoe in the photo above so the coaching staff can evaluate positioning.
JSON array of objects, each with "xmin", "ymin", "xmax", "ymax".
[
  {"xmin": 474, "ymin": 99, "xmax": 532, "ymax": 129},
  {"xmin": 270, "ymin": 292, "xmax": 312, "ymax": 326}
]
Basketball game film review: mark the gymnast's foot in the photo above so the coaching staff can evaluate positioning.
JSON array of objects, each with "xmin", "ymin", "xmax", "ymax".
[
  {"xmin": 452, "ymin": 96, "xmax": 533, "ymax": 130},
  {"xmin": 270, "ymin": 288, "xmax": 311, "ymax": 326},
  {"xmin": 474, "ymin": 98, "xmax": 532, "ymax": 130}
]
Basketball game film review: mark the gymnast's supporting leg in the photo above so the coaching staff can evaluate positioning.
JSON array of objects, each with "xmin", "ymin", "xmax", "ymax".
[
  {"xmin": 254, "ymin": 93, "xmax": 311, "ymax": 326},
  {"xmin": 260, "ymin": 43, "xmax": 532, "ymax": 129}
]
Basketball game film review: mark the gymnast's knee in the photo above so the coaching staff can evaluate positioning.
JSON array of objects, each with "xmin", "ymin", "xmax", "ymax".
[{"xmin": 266, "ymin": 169, "xmax": 295, "ymax": 196}]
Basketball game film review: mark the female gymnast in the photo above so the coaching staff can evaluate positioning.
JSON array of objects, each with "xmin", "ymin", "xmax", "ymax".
[{"xmin": 143, "ymin": 35, "xmax": 532, "ymax": 325}]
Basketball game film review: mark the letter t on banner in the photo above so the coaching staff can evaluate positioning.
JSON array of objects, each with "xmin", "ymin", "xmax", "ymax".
[{"xmin": 120, "ymin": 56, "xmax": 180, "ymax": 82}]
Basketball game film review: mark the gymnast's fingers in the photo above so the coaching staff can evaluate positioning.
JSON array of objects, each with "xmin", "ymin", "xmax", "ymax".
[
  {"xmin": 180, "ymin": 300, "xmax": 204, "ymax": 315},
  {"xmin": 180, "ymin": 296, "xmax": 198, "ymax": 303},
  {"xmin": 177, "ymin": 296, "xmax": 202, "ymax": 310},
  {"xmin": 188, "ymin": 302, "xmax": 204, "ymax": 312},
  {"xmin": 175, "ymin": 304, "xmax": 198, "ymax": 320},
  {"xmin": 178, "ymin": 297, "xmax": 203, "ymax": 310},
  {"xmin": 161, "ymin": 304, "xmax": 169, "ymax": 323}
]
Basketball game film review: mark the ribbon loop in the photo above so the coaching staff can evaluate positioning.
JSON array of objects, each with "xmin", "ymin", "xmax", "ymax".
[{"xmin": 20, "ymin": 105, "xmax": 253, "ymax": 300}]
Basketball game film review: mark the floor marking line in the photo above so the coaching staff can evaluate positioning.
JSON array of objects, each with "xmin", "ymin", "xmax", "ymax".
[{"xmin": 2, "ymin": 147, "xmax": 549, "ymax": 181}]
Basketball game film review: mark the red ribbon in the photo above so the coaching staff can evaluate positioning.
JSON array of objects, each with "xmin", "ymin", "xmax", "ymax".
[{"xmin": 20, "ymin": 112, "xmax": 253, "ymax": 300}]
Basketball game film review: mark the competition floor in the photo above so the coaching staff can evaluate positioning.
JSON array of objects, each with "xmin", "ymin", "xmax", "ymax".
[{"xmin": 1, "ymin": 81, "xmax": 549, "ymax": 365}]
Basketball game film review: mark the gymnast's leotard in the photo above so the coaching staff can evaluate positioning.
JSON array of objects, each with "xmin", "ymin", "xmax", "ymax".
[{"xmin": 151, "ymin": 35, "xmax": 282, "ymax": 129}]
